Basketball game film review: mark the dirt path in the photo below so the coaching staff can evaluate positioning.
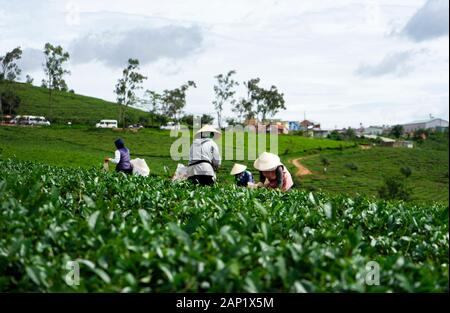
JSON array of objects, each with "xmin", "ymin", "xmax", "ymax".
[
  {"xmin": 290, "ymin": 157, "xmax": 313, "ymax": 176},
  {"xmin": 291, "ymin": 145, "xmax": 366, "ymax": 177}
]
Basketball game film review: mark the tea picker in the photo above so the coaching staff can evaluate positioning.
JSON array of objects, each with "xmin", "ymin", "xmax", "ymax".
[
  {"xmin": 103, "ymin": 138, "xmax": 150, "ymax": 177},
  {"xmin": 253, "ymin": 152, "xmax": 294, "ymax": 192},
  {"xmin": 230, "ymin": 163, "xmax": 255, "ymax": 187},
  {"xmin": 186, "ymin": 125, "xmax": 222, "ymax": 186}
]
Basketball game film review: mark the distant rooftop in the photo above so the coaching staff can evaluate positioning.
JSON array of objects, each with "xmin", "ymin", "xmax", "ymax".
[{"xmin": 402, "ymin": 118, "xmax": 448, "ymax": 125}]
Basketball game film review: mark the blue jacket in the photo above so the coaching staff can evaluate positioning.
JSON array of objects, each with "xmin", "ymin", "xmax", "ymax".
[{"xmin": 235, "ymin": 170, "xmax": 254, "ymax": 186}]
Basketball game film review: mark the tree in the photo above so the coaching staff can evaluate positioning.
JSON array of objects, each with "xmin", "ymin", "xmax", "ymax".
[
  {"xmin": 390, "ymin": 125, "xmax": 404, "ymax": 138},
  {"xmin": 25, "ymin": 75, "xmax": 34, "ymax": 85},
  {"xmin": 233, "ymin": 78, "xmax": 286, "ymax": 123},
  {"xmin": 1, "ymin": 90, "xmax": 21, "ymax": 115},
  {"xmin": 413, "ymin": 128, "xmax": 430, "ymax": 141},
  {"xmin": 143, "ymin": 90, "xmax": 162, "ymax": 115},
  {"xmin": 114, "ymin": 58, "xmax": 147, "ymax": 128},
  {"xmin": 180, "ymin": 113, "xmax": 214, "ymax": 127},
  {"xmin": 321, "ymin": 157, "xmax": 330, "ymax": 173},
  {"xmin": 378, "ymin": 175, "xmax": 411, "ymax": 201},
  {"xmin": 142, "ymin": 90, "xmax": 163, "ymax": 126},
  {"xmin": 327, "ymin": 130, "xmax": 343, "ymax": 141},
  {"xmin": 159, "ymin": 81, "xmax": 196, "ymax": 121},
  {"xmin": 232, "ymin": 98, "xmax": 255, "ymax": 122},
  {"xmin": 256, "ymin": 85, "xmax": 286, "ymax": 122},
  {"xmin": 200, "ymin": 114, "xmax": 214, "ymax": 125},
  {"xmin": 42, "ymin": 43, "xmax": 71, "ymax": 119},
  {"xmin": 225, "ymin": 117, "xmax": 241, "ymax": 127},
  {"xmin": 180, "ymin": 114, "xmax": 194, "ymax": 126},
  {"xmin": 213, "ymin": 70, "xmax": 239, "ymax": 129},
  {"xmin": 0, "ymin": 47, "xmax": 22, "ymax": 82},
  {"xmin": 0, "ymin": 47, "xmax": 22, "ymax": 118},
  {"xmin": 343, "ymin": 128, "xmax": 356, "ymax": 140}
]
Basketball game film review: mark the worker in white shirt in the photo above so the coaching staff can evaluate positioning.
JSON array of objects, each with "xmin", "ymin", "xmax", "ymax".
[
  {"xmin": 187, "ymin": 125, "xmax": 222, "ymax": 186},
  {"xmin": 104, "ymin": 138, "xmax": 133, "ymax": 174}
]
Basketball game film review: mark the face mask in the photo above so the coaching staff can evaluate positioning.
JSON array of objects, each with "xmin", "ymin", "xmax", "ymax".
[{"xmin": 201, "ymin": 132, "xmax": 214, "ymax": 139}]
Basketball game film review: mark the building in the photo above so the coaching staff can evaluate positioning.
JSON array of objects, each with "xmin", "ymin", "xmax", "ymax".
[
  {"xmin": 268, "ymin": 123, "xmax": 289, "ymax": 135},
  {"xmin": 393, "ymin": 140, "xmax": 414, "ymax": 148},
  {"xmin": 363, "ymin": 126, "xmax": 384, "ymax": 136},
  {"xmin": 244, "ymin": 118, "xmax": 265, "ymax": 133},
  {"xmin": 300, "ymin": 119, "xmax": 320, "ymax": 130},
  {"xmin": 313, "ymin": 129, "xmax": 330, "ymax": 138},
  {"xmin": 435, "ymin": 126, "xmax": 449, "ymax": 133},
  {"xmin": 379, "ymin": 136, "xmax": 396, "ymax": 147},
  {"xmin": 402, "ymin": 118, "xmax": 449, "ymax": 133},
  {"xmin": 288, "ymin": 121, "xmax": 301, "ymax": 131},
  {"xmin": 363, "ymin": 134, "xmax": 378, "ymax": 140}
]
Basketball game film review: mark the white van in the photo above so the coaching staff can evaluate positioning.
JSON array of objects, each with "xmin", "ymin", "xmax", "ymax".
[
  {"xmin": 96, "ymin": 120, "xmax": 118, "ymax": 128},
  {"xmin": 16, "ymin": 115, "xmax": 51, "ymax": 126},
  {"xmin": 160, "ymin": 122, "xmax": 180, "ymax": 131}
]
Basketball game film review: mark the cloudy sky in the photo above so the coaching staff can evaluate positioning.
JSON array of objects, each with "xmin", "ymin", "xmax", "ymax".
[{"xmin": 0, "ymin": 0, "xmax": 448, "ymax": 128}]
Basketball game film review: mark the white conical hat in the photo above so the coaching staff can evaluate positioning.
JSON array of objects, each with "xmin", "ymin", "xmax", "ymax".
[
  {"xmin": 195, "ymin": 125, "xmax": 221, "ymax": 139},
  {"xmin": 230, "ymin": 163, "xmax": 247, "ymax": 175},
  {"xmin": 253, "ymin": 152, "xmax": 282, "ymax": 171}
]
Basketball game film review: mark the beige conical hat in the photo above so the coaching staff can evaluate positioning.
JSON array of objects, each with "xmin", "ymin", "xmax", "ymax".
[
  {"xmin": 230, "ymin": 163, "xmax": 247, "ymax": 175},
  {"xmin": 253, "ymin": 152, "xmax": 282, "ymax": 171},
  {"xmin": 195, "ymin": 125, "xmax": 221, "ymax": 139}
]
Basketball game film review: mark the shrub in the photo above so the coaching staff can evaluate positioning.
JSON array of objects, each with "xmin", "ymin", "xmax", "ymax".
[
  {"xmin": 0, "ymin": 159, "xmax": 447, "ymax": 292},
  {"xmin": 400, "ymin": 166, "xmax": 412, "ymax": 178},
  {"xmin": 378, "ymin": 175, "xmax": 411, "ymax": 201},
  {"xmin": 321, "ymin": 157, "xmax": 330, "ymax": 168},
  {"xmin": 345, "ymin": 162, "xmax": 358, "ymax": 171},
  {"xmin": 390, "ymin": 125, "xmax": 404, "ymax": 139}
]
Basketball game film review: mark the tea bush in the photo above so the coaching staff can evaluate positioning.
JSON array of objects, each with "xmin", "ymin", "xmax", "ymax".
[{"xmin": 0, "ymin": 159, "xmax": 448, "ymax": 292}]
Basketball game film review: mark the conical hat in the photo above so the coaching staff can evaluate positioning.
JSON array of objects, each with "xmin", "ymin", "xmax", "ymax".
[
  {"xmin": 230, "ymin": 163, "xmax": 247, "ymax": 175},
  {"xmin": 253, "ymin": 152, "xmax": 282, "ymax": 171},
  {"xmin": 195, "ymin": 125, "xmax": 221, "ymax": 139}
]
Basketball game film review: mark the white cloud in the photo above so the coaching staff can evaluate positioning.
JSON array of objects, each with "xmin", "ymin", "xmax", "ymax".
[
  {"xmin": 69, "ymin": 26, "xmax": 204, "ymax": 68},
  {"xmin": 355, "ymin": 49, "xmax": 426, "ymax": 77},
  {"xmin": 0, "ymin": 0, "xmax": 448, "ymax": 129}
]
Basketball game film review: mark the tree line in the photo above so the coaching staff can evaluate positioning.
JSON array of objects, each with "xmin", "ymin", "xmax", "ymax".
[
  {"xmin": 115, "ymin": 59, "xmax": 286, "ymax": 128},
  {"xmin": 0, "ymin": 44, "xmax": 71, "ymax": 119},
  {"xmin": 0, "ymin": 45, "xmax": 287, "ymax": 128}
]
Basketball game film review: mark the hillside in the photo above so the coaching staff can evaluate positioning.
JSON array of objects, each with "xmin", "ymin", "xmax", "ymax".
[
  {"xmin": 0, "ymin": 125, "xmax": 354, "ymax": 181},
  {"xmin": 0, "ymin": 125, "xmax": 448, "ymax": 203},
  {"xmin": 3, "ymin": 82, "xmax": 151, "ymax": 125},
  {"xmin": 299, "ymin": 146, "xmax": 449, "ymax": 203}
]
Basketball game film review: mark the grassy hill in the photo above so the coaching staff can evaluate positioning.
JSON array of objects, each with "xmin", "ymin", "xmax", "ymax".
[
  {"xmin": 298, "ymin": 132, "xmax": 449, "ymax": 203},
  {"xmin": 3, "ymin": 82, "xmax": 151, "ymax": 125},
  {"xmin": 300, "ymin": 146, "xmax": 448, "ymax": 203},
  {"xmin": 0, "ymin": 125, "xmax": 448, "ymax": 203},
  {"xmin": 0, "ymin": 125, "xmax": 354, "ymax": 181},
  {"xmin": 0, "ymin": 83, "xmax": 447, "ymax": 204}
]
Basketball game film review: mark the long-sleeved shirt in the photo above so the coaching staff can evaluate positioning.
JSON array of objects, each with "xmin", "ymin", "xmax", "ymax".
[
  {"xmin": 110, "ymin": 150, "xmax": 122, "ymax": 164},
  {"xmin": 187, "ymin": 138, "xmax": 221, "ymax": 177},
  {"xmin": 235, "ymin": 170, "xmax": 254, "ymax": 186}
]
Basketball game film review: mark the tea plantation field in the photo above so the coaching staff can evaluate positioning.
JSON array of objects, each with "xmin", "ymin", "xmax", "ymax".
[
  {"xmin": 0, "ymin": 125, "xmax": 448, "ymax": 203},
  {"xmin": 300, "ymin": 146, "xmax": 449, "ymax": 203},
  {"xmin": 0, "ymin": 125, "xmax": 354, "ymax": 183},
  {"xmin": 0, "ymin": 159, "xmax": 448, "ymax": 292}
]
